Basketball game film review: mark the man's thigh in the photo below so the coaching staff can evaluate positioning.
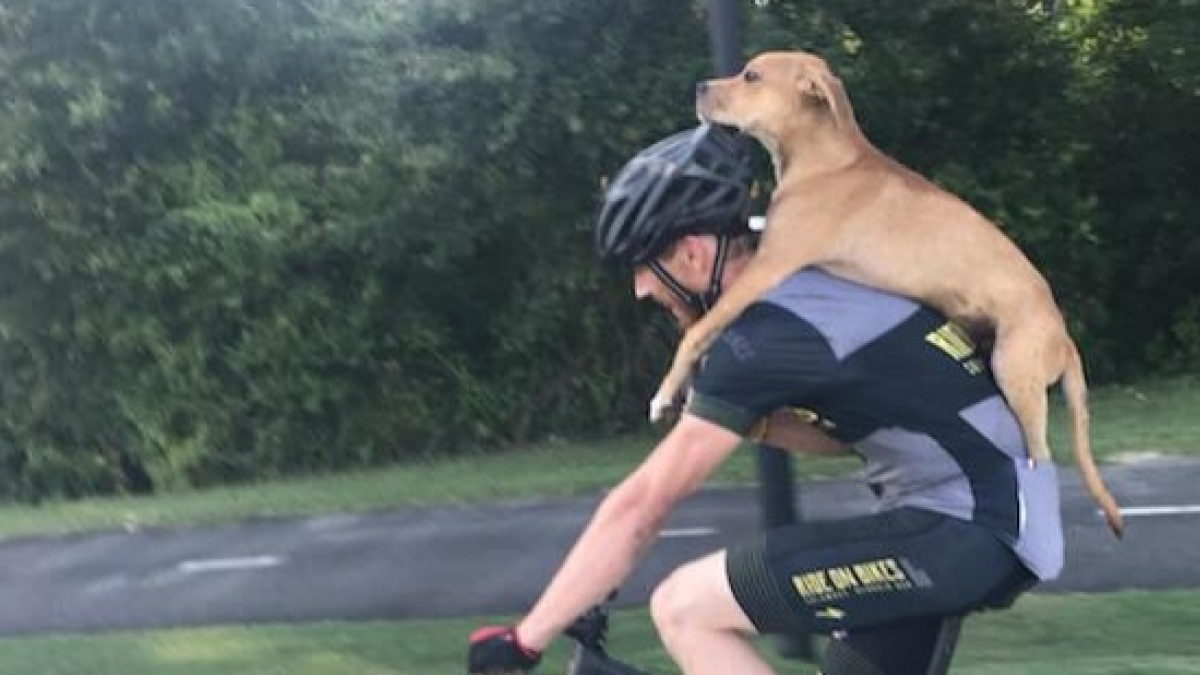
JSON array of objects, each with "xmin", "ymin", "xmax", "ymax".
[{"xmin": 725, "ymin": 508, "xmax": 1032, "ymax": 636}]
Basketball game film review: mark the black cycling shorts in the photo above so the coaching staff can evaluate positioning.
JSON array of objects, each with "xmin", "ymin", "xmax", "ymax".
[{"xmin": 726, "ymin": 507, "xmax": 1036, "ymax": 637}]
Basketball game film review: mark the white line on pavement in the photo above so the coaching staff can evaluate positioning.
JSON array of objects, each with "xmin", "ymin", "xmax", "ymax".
[
  {"xmin": 177, "ymin": 555, "xmax": 286, "ymax": 573},
  {"xmin": 1114, "ymin": 505, "xmax": 1200, "ymax": 517},
  {"xmin": 660, "ymin": 527, "xmax": 717, "ymax": 538}
]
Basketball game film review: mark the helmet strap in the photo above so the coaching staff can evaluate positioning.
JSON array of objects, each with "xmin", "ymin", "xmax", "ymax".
[{"xmin": 648, "ymin": 235, "xmax": 731, "ymax": 316}]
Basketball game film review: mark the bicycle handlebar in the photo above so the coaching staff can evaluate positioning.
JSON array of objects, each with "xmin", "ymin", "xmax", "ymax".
[{"xmin": 563, "ymin": 593, "xmax": 654, "ymax": 675}]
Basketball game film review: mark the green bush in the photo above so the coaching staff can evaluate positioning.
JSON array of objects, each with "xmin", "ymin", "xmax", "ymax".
[{"xmin": 0, "ymin": 0, "xmax": 1195, "ymax": 499}]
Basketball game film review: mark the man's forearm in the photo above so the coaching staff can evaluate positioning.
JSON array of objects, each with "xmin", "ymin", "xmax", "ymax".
[{"xmin": 515, "ymin": 478, "xmax": 665, "ymax": 649}]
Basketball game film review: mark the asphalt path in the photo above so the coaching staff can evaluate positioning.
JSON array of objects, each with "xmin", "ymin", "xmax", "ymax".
[{"xmin": 0, "ymin": 458, "xmax": 1196, "ymax": 634}]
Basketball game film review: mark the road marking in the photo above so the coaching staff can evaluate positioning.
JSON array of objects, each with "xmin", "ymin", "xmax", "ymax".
[
  {"xmin": 177, "ymin": 555, "xmax": 285, "ymax": 573},
  {"xmin": 1114, "ymin": 505, "xmax": 1200, "ymax": 517},
  {"xmin": 660, "ymin": 527, "xmax": 717, "ymax": 538}
]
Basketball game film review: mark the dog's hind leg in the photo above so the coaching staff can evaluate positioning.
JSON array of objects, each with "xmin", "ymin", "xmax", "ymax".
[
  {"xmin": 989, "ymin": 322, "xmax": 1057, "ymax": 465},
  {"xmin": 990, "ymin": 322, "xmax": 1124, "ymax": 536}
]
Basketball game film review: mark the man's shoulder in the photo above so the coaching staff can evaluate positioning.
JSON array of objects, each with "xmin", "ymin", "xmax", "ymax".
[
  {"xmin": 762, "ymin": 269, "xmax": 916, "ymax": 309},
  {"xmin": 756, "ymin": 269, "xmax": 924, "ymax": 360}
]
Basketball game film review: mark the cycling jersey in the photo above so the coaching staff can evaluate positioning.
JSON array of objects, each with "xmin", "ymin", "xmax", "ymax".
[{"xmin": 686, "ymin": 269, "xmax": 1064, "ymax": 580}]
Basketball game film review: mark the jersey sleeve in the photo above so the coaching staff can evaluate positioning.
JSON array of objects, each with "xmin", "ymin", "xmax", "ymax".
[{"xmin": 684, "ymin": 302, "xmax": 838, "ymax": 436}]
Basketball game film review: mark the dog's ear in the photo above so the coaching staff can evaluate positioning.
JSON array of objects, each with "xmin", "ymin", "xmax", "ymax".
[{"xmin": 797, "ymin": 67, "xmax": 854, "ymax": 130}]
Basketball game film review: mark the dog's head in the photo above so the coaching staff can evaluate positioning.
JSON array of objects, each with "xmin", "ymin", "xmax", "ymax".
[{"xmin": 696, "ymin": 51, "xmax": 856, "ymax": 148}]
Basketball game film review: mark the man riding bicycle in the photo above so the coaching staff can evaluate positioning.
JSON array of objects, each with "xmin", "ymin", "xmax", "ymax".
[{"xmin": 468, "ymin": 124, "xmax": 1064, "ymax": 675}]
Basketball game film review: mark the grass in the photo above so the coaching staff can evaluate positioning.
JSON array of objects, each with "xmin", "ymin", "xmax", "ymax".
[
  {"xmin": 0, "ymin": 590, "xmax": 1195, "ymax": 674},
  {"xmin": 0, "ymin": 377, "xmax": 1194, "ymax": 674},
  {"xmin": 0, "ymin": 376, "xmax": 1196, "ymax": 539},
  {"xmin": 1048, "ymin": 375, "xmax": 1200, "ymax": 460}
]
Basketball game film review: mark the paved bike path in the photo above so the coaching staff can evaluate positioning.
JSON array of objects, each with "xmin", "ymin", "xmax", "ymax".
[{"xmin": 0, "ymin": 458, "xmax": 1195, "ymax": 634}]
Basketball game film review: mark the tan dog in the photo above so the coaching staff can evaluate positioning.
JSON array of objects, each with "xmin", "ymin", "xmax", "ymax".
[{"xmin": 656, "ymin": 51, "xmax": 1123, "ymax": 535}]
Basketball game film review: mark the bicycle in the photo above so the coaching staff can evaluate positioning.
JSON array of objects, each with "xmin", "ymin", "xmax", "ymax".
[
  {"xmin": 563, "ymin": 595, "xmax": 819, "ymax": 675},
  {"xmin": 562, "ymin": 596, "xmax": 963, "ymax": 675}
]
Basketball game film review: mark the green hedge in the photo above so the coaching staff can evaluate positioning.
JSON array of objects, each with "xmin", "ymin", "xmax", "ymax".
[{"xmin": 0, "ymin": 0, "xmax": 1195, "ymax": 499}]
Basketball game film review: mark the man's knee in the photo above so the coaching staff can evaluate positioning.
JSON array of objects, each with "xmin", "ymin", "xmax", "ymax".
[
  {"xmin": 650, "ymin": 566, "xmax": 691, "ymax": 635},
  {"xmin": 651, "ymin": 555, "xmax": 720, "ymax": 635},
  {"xmin": 651, "ymin": 551, "xmax": 752, "ymax": 637}
]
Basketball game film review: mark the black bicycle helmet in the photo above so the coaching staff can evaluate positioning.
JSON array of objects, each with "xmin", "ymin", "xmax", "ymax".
[{"xmin": 596, "ymin": 123, "xmax": 753, "ymax": 267}]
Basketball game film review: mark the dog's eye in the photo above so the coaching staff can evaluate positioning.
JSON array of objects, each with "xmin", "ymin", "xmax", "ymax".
[{"xmin": 743, "ymin": 69, "xmax": 761, "ymax": 83}]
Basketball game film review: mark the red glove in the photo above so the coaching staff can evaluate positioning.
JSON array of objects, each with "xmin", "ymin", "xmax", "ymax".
[{"xmin": 468, "ymin": 626, "xmax": 542, "ymax": 674}]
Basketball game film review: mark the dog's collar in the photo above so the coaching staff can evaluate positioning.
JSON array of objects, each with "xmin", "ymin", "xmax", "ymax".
[{"xmin": 648, "ymin": 235, "xmax": 730, "ymax": 316}]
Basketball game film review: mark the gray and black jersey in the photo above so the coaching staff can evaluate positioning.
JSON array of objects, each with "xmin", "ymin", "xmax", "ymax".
[{"xmin": 686, "ymin": 269, "xmax": 1064, "ymax": 580}]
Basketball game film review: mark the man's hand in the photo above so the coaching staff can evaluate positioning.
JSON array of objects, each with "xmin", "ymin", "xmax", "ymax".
[
  {"xmin": 468, "ymin": 626, "xmax": 542, "ymax": 674},
  {"xmin": 750, "ymin": 407, "xmax": 851, "ymax": 456}
]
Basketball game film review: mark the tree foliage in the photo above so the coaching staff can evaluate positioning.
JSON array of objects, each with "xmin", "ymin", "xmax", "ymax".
[{"xmin": 0, "ymin": 0, "xmax": 1194, "ymax": 499}]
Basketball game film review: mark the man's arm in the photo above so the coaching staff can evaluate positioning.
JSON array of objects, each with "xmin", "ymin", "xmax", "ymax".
[
  {"xmin": 514, "ymin": 413, "xmax": 743, "ymax": 650},
  {"xmin": 752, "ymin": 408, "xmax": 851, "ymax": 457}
]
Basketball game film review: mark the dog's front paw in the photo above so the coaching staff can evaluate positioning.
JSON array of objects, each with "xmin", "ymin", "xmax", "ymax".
[{"xmin": 648, "ymin": 393, "xmax": 677, "ymax": 423}]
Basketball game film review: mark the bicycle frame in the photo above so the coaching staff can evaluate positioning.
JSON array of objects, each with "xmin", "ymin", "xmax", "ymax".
[{"xmin": 567, "ymin": 645, "xmax": 652, "ymax": 675}]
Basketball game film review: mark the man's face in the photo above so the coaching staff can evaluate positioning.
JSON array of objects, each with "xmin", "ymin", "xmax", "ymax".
[{"xmin": 632, "ymin": 237, "xmax": 711, "ymax": 328}]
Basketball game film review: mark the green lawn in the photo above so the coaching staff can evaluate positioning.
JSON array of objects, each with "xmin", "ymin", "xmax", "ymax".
[
  {"xmin": 0, "ymin": 590, "xmax": 1195, "ymax": 674},
  {"xmin": 0, "ymin": 376, "xmax": 1196, "ymax": 539},
  {"xmin": 0, "ymin": 377, "xmax": 1195, "ymax": 674}
]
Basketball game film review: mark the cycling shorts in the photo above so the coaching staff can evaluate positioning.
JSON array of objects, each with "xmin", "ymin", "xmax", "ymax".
[{"xmin": 726, "ymin": 507, "xmax": 1036, "ymax": 636}]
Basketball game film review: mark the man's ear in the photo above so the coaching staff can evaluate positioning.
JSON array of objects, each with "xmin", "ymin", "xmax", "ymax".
[
  {"xmin": 680, "ymin": 235, "xmax": 707, "ymax": 269},
  {"xmin": 671, "ymin": 235, "xmax": 714, "ymax": 277}
]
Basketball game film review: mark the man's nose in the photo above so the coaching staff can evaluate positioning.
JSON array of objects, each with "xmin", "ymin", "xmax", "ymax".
[{"xmin": 695, "ymin": 81, "xmax": 709, "ymax": 99}]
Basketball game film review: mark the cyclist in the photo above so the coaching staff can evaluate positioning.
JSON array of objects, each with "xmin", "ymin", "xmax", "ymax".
[{"xmin": 468, "ymin": 124, "xmax": 1064, "ymax": 675}]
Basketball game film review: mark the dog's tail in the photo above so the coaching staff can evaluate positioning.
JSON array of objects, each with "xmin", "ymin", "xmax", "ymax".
[{"xmin": 1063, "ymin": 341, "xmax": 1125, "ymax": 537}]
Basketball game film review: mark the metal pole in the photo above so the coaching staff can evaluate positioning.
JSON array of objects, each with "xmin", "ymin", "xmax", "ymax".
[
  {"xmin": 707, "ymin": 0, "xmax": 741, "ymax": 76},
  {"xmin": 705, "ymin": 0, "xmax": 814, "ymax": 661}
]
